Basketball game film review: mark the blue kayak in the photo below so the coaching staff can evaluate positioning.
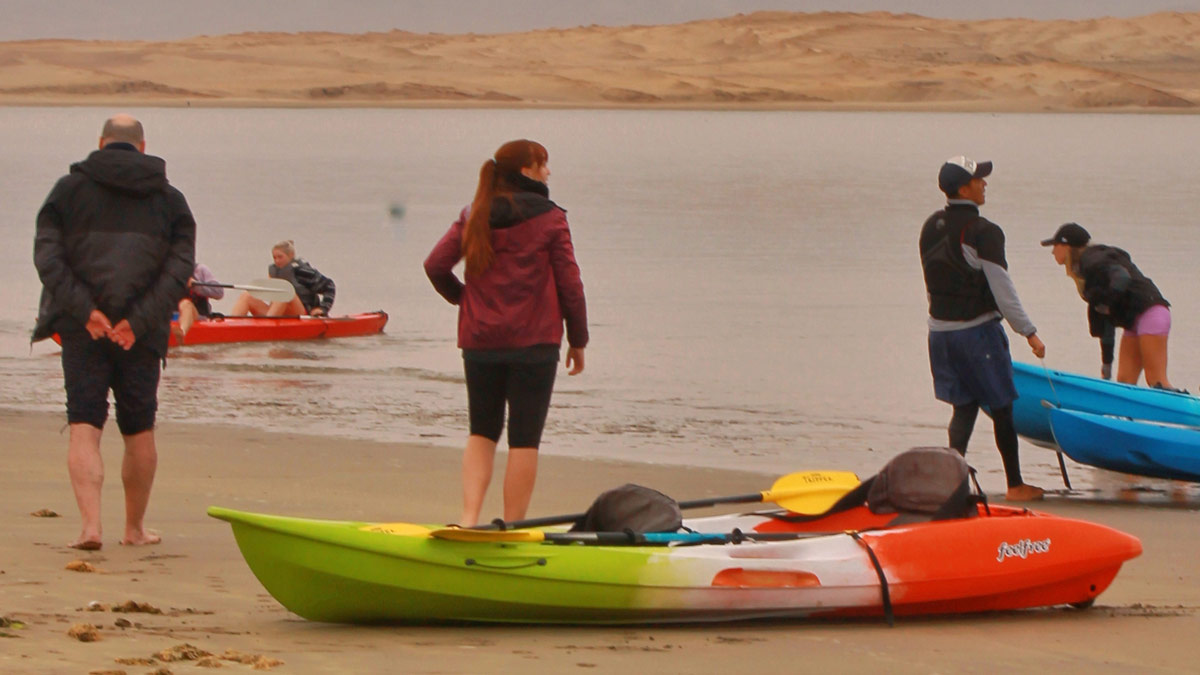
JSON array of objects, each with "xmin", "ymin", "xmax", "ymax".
[
  {"xmin": 1049, "ymin": 408, "xmax": 1200, "ymax": 482},
  {"xmin": 1011, "ymin": 361, "xmax": 1200, "ymax": 447}
]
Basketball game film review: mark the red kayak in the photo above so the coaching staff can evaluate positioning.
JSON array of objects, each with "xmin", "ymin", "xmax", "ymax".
[{"xmin": 51, "ymin": 311, "xmax": 388, "ymax": 347}]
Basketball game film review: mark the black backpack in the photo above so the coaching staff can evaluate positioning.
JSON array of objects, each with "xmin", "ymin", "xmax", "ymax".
[
  {"xmin": 569, "ymin": 483, "xmax": 683, "ymax": 533},
  {"xmin": 866, "ymin": 446, "xmax": 978, "ymax": 520},
  {"xmin": 778, "ymin": 447, "xmax": 984, "ymax": 525}
]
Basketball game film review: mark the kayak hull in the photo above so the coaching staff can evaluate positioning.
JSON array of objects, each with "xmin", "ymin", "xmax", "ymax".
[
  {"xmin": 171, "ymin": 311, "xmax": 387, "ymax": 346},
  {"xmin": 48, "ymin": 311, "xmax": 388, "ymax": 348},
  {"xmin": 1050, "ymin": 408, "xmax": 1200, "ymax": 482},
  {"xmin": 1011, "ymin": 361, "xmax": 1200, "ymax": 446},
  {"xmin": 209, "ymin": 504, "xmax": 1141, "ymax": 625}
]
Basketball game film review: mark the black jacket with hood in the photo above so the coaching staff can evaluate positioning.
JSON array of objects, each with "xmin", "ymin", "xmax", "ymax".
[
  {"xmin": 268, "ymin": 258, "xmax": 336, "ymax": 314},
  {"xmin": 1077, "ymin": 244, "xmax": 1168, "ymax": 329},
  {"xmin": 33, "ymin": 144, "xmax": 196, "ymax": 358}
]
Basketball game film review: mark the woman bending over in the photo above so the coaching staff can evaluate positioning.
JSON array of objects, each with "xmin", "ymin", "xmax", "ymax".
[{"xmin": 1043, "ymin": 223, "xmax": 1175, "ymax": 389}]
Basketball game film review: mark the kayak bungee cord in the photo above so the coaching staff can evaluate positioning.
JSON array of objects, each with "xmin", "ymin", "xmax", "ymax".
[{"xmin": 848, "ymin": 531, "xmax": 893, "ymax": 627}]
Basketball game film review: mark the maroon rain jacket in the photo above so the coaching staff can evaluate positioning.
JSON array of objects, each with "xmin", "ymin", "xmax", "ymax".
[{"xmin": 424, "ymin": 192, "xmax": 588, "ymax": 351}]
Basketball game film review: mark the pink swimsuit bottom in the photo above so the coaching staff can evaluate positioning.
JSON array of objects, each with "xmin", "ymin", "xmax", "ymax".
[{"xmin": 1125, "ymin": 304, "xmax": 1171, "ymax": 337}]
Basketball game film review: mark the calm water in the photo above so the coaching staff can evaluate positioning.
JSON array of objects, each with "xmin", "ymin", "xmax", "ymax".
[{"xmin": 3, "ymin": 107, "xmax": 1200, "ymax": 498}]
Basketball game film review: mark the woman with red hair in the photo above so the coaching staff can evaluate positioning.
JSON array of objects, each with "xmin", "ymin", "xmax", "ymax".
[{"xmin": 425, "ymin": 140, "xmax": 589, "ymax": 526}]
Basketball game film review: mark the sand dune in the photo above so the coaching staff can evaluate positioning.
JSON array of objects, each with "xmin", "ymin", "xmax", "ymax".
[{"xmin": 1, "ymin": 11, "xmax": 1198, "ymax": 110}]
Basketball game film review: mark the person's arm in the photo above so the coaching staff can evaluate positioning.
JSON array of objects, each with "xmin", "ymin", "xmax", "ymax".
[
  {"xmin": 1088, "ymin": 306, "xmax": 1116, "ymax": 379},
  {"xmin": 979, "ymin": 263, "xmax": 1045, "ymax": 357},
  {"xmin": 33, "ymin": 179, "xmax": 98, "ymax": 330},
  {"xmin": 979, "ymin": 262, "xmax": 1037, "ymax": 337},
  {"xmin": 190, "ymin": 263, "xmax": 224, "ymax": 300},
  {"xmin": 423, "ymin": 210, "xmax": 468, "ymax": 305},
  {"xmin": 967, "ymin": 222, "xmax": 1043, "ymax": 357},
  {"xmin": 1083, "ymin": 264, "xmax": 1131, "ymax": 312},
  {"xmin": 123, "ymin": 190, "xmax": 196, "ymax": 342},
  {"xmin": 293, "ymin": 264, "xmax": 335, "ymax": 315},
  {"xmin": 565, "ymin": 347, "xmax": 585, "ymax": 375},
  {"xmin": 547, "ymin": 211, "xmax": 589, "ymax": 363}
]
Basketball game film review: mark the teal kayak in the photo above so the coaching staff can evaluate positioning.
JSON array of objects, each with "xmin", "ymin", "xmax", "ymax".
[
  {"xmin": 1050, "ymin": 408, "xmax": 1200, "ymax": 482},
  {"xmin": 1012, "ymin": 361, "xmax": 1200, "ymax": 446}
]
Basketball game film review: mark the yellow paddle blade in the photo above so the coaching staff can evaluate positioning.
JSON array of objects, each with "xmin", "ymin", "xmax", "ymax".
[
  {"xmin": 360, "ymin": 522, "xmax": 432, "ymax": 537},
  {"xmin": 429, "ymin": 527, "xmax": 548, "ymax": 543},
  {"xmin": 763, "ymin": 470, "xmax": 861, "ymax": 515}
]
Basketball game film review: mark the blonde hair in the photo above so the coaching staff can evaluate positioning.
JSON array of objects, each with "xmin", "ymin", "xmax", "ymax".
[
  {"xmin": 272, "ymin": 240, "xmax": 296, "ymax": 259},
  {"xmin": 1064, "ymin": 246, "xmax": 1087, "ymax": 298}
]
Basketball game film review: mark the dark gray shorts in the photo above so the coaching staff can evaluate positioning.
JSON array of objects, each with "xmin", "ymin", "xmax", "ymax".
[
  {"xmin": 928, "ymin": 320, "xmax": 1017, "ymax": 410},
  {"xmin": 60, "ymin": 331, "xmax": 161, "ymax": 435}
]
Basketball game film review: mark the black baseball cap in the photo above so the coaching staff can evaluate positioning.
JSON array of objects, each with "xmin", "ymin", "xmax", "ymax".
[
  {"xmin": 938, "ymin": 156, "xmax": 993, "ymax": 196},
  {"xmin": 1040, "ymin": 223, "xmax": 1091, "ymax": 247}
]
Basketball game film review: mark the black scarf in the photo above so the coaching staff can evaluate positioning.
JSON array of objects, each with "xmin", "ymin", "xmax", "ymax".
[
  {"xmin": 500, "ymin": 169, "xmax": 550, "ymax": 198},
  {"xmin": 489, "ymin": 171, "xmax": 557, "ymax": 229}
]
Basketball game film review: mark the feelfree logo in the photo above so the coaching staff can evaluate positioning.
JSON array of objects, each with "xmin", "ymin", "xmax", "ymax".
[{"xmin": 996, "ymin": 538, "xmax": 1051, "ymax": 562}]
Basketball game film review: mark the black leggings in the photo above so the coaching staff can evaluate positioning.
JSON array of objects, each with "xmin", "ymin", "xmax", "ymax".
[
  {"xmin": 464, "ymin": 358, "xmax": 558, "ymax": 448},
  {"xmin": 948, "ymin": 402, "xmax": 1023, "ymax": 488}
]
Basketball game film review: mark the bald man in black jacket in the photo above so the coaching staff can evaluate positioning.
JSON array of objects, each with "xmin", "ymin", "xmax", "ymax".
[{"xmin": 33, "ymin": 114, "xmax": 195, "ymax": 550}]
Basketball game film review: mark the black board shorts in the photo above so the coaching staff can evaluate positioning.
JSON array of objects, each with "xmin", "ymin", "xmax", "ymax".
[{"xmin": 60, "ymin": 331, "xmax": 161, "ymax": 435}]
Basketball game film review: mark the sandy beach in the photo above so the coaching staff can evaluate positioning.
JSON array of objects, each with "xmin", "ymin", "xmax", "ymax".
[
  {"xmin": 1, "ymin": 11, "xmax": 1199, "ymax": 112},
  {"xmin": 1, "ymin": 407, "xmax": 1197, "ymax": 673}
]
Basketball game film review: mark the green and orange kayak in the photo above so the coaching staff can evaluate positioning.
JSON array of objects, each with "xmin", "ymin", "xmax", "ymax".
[{"xmin": 208, "ymin": 502, "xmax": 1141, "ymax": 625}]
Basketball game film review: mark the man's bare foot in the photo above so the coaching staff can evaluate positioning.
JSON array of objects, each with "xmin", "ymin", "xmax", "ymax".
[
  {"xmin": 120, "ymin": 530, "xmax": 161, "ymax": 546},
  {"xmin": 1005, "ymin": 484, "xmax": 1045, "ymax": 502},
  {"xmin": 68, "ymin": 539, "xmax": 103, "ymax": 551}
]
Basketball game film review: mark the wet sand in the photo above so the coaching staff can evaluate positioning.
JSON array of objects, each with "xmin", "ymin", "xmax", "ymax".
[{"xmin": 3, "ymin": 407, "xmax": 1198, "ymax": 673}]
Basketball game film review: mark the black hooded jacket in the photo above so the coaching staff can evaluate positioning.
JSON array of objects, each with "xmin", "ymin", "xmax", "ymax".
[
  {"xmin": 1077, "ymin": 244, "xmax": 1168, "ymax": 329},
  {"xmin": 33, "ymin": 144, "xmax": 196, "ymax": 357}
]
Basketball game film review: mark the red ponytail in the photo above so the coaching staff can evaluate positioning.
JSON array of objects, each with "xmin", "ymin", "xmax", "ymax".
[{"xmin": 462, "ymin": 139, "xmax": 549, "ymax": 276}]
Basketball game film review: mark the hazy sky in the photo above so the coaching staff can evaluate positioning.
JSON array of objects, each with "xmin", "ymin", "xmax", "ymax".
[{"xmin": 2, "ymin": 0, "xmax": 1199, "ymax": 41}]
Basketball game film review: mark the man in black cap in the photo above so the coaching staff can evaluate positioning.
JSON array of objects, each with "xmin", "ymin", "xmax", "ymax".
[{"xmin": 919, "ymin": 156, "xmax": 1046, "ymax": 502}]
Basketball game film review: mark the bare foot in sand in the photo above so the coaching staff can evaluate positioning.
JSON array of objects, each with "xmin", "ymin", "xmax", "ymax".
[
  {"xmin": 120, "ymin": 530, "xmax": 161, "ymax": 546},
  {"xmin": 69, "ymin": 539, "xmax": 103, "ymax": 551}
]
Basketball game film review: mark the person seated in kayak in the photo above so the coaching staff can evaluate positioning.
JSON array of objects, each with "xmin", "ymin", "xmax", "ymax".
[
  {"xmin": 175, "ymin": 262, "xmax": 224, "ymax": 341},
  {"xmin": 229, "ymin": 240, "xmax": 336, "ymax": 317},
  {"xmin": 1042, "ymin": 223, "xmax": 1175, "ymax": 389}
]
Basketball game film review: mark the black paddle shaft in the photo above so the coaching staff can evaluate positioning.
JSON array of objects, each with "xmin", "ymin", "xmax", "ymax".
[{"xmin": 482, "ymin": 492, "xmax": 764, "ymax": 531}]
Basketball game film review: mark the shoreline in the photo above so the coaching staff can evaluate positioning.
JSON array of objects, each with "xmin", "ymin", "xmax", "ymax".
[
  {"xmin": 1, "ymin": 98, "xmax": 1198, "ymax": 115},
  {"xmin": 3, "ymin": 407, "xmax": 1199, "ymax": 672}
]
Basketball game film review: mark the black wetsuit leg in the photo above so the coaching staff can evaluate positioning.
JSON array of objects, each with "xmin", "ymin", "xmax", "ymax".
[
  {"xmin": 990, "ymin": 404, "xmax": 1023, "ymax": 487},
  {"xmin": 948, "ymin": 403, "xmax": 979, "ymax": 455}
]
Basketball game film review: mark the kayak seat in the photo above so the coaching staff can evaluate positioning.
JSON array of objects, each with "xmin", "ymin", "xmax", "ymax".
[{"xmin": 771, "ymin": 447, "xmax": 987, "ymax": 528}]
